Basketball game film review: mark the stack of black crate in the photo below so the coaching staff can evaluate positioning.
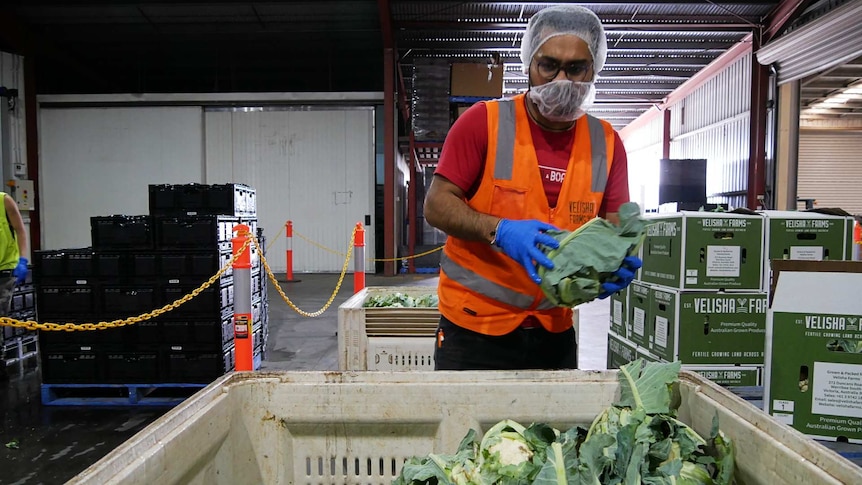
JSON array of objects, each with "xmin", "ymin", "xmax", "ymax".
[
  {"xmin": 2, "ymin": 269, "xmax": 38, "ymax": 365},
  {"xmin": 36, "ymin": 183, "xmax": 267, "ymax": 385}
]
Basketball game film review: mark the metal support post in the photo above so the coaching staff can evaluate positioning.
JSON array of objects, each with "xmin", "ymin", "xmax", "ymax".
[
  {"xmin": 232, "ymin": 224, "xmax": 253, "ymax": 371},
  {"xmin": 353, "ymin": 222, "xmax": 366, "ymax": 294}
]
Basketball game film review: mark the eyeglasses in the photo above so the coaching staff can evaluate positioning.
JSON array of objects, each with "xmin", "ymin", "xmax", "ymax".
[{"xmin": 533, "ymin": 57, "xmax": 594, "ymax": 82}]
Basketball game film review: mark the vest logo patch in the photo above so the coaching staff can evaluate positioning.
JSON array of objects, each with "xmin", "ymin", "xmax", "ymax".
[{"xmin": 568, "ymin": 200, "xmax": 596, "ymax": 225}]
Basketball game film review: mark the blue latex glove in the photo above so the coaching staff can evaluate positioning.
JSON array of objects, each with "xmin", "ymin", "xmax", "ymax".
[
  {"xmin": 598, "ymin": 255, "xmax": 642, "ymax": 299},
  {"xmin": 493, "ymin": 219, "xmax": 560, "ymax": 284},
  {"xmin": 12, "ymin": 257, "xmax": 28, "ymax": 285}
]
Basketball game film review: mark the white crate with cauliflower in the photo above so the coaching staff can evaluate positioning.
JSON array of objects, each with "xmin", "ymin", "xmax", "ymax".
[
  {"xmin": 69, "ymin": 361, "xmax": 862, "ymax": 484},
  {"xmin": 338, "ymin": 286, "xmax": 440, "ymax": 370}
]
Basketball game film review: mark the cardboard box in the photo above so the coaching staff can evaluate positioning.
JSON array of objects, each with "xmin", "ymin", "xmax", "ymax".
[
  {"xmin": 761, "ymin": 211, "xmax": 853, "ymax": 262},
  {"xmin": 768, "ymin": 260, "xmax": 862, "ymax": 305},
  {"xmin": 450, "ymin": 63, "xmax": 503, "ymax": 98},
  {"xmin": 637, "ymin": 346, "xmax": 660, "ymax": 363},
  {"xmin": 649, "ymin": 287, "xmax": 767, "ymax": 365},
  {"xmin": 683, "ymin": 365, "xmax": 762, "ymax": 387},
  {"xmin": 628, "ymin": 281, "xmax": 651, "ymax": 347},
  {"xmin": 606, "ymin": 331, "xmax": 637, "ymax": 370},
  {"xmin": 609, "ymin": 286, "xmax": 628, "ymax": 337},
  {"xmin": 765, "ymin": 267, "xmax": 862, "ymax": 442},
  {"xmin": 641, "ymin": 212, "xmax": 764, "ymax": 290}
]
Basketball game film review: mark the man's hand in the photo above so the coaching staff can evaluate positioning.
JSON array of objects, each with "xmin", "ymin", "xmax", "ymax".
[
  {"xmin": 493, "ymin": 219, "xmax": 560, "ymax": 284},
  {"xmin": 598, "ymin": 255, "xmax": 642, "ymax": 299},
  {"xmin": 12, "ymin": 257, "xmax": 28, "ymax": 285}
]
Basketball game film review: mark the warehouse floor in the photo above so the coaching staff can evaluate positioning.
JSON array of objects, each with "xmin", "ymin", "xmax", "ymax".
[{"xmin": 0, "ymin": 273, "xmax": 858, "ymax": 483}]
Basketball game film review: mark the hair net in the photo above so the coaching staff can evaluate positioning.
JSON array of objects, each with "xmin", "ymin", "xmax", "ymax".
[{"xmin": 520, "ymin": 5, "xmax": 607, "ymax": 74}]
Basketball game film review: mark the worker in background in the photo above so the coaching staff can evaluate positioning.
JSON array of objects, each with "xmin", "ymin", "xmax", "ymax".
[
  {"xmin": 854, "ymin": 216, "xmax": 861, "ymax": 261},
  {"xmin": 0, "ymin": 191, "xmax": 29, "ymax": 380},
  {"xmin": 424, "ymin": 5, "xmax": 640, "ymax": 370}
]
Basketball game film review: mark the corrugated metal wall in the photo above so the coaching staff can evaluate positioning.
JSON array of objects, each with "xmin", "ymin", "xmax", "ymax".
[
  {"xmin": 204, "ymin": 108, "xmax": 375, "ymax": 273},
  {"xmin": 669, "ymin": 53, "xmax": 752, "ymax": 209},
  {"xmin": 798, "ymin": 131, "xmax": 862, "ymax": 215}
]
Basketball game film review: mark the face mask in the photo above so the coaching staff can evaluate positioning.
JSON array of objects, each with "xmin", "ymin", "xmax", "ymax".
[{"xmin": 527, "ymin": 80, "xmax": 596, "ymax": 122}]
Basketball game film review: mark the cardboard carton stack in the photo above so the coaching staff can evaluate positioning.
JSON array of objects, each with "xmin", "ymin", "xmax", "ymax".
[{"xmin": 608, "ymin": 209, "xmax": 856, "ymax": 390}]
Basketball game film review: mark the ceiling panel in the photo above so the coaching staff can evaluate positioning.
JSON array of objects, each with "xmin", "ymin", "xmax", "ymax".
[{"xmin": 8, "ymin": 1, "xmax": 854, "ymax": 130}]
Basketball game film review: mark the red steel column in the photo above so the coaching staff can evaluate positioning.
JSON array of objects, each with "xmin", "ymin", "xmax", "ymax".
[
  {"xmin": 748, "ymin": 32, "xmax": 770, "ymax": 210},
  {"xmin": 232, "ymin": 224, "xmax": 253, "ymax": 371}
]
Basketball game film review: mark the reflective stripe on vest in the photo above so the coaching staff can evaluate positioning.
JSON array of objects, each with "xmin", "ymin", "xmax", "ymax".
[
  {"xmin": 439, "ymin": 251, "xmax": 558, "ymax": 311},
  {"xmin": 494, "ymin": 99, "xmax": 608, "ymax": 192}
]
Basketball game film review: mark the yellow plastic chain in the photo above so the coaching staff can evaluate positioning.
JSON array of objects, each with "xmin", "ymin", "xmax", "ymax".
[
  {"xmin": 292, "ymin": 228, "xmax": 442, "ymax": 262},
  {"xmin": 0, "ymin": 237, "xmax": 252, "ymax": 331},
  {"xmin": 255, "ymin": 225, "xmax": 356, "ymax": 317}
]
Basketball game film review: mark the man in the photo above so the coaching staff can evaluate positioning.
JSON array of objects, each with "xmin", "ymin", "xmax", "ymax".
[
  {"xmin": 0, "ymin": 191, "xmax": 29, "ymax": 380},
  {"xmin": 424, "ymin": 5, "xmax": 640, "ymax": 370}
]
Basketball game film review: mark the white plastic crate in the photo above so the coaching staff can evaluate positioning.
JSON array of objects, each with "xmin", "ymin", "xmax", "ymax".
[
  {"xmin": 338, "ymin": 286, "xmax": 440, "ymax": 370},
  {"xmin": 338, "ymin": 286, "xmax": 581, "ymax": 371},
  {"xmin": 70, "ymin": 370, "xmax": 862, "ymax": 485}
]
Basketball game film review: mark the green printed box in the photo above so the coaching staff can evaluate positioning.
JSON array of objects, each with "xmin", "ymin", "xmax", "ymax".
[
  {"xmin": 637, "ymin": 347, "xmax": 660, "ymax": 363},
  {"xmin": 607, "ymin": 331, "xmax": 637, "ymax": 370},
  {"xmin": 641, "ymin": 212, "xmax": 764, "ymax": 290},
  {"xmin": 627, "ymin": 281, "xmax": 651, "ymax": 347},
  {"xmin": 766, "ymin": 270, "xmax": 862, "ymax": 442},
  {"xmin": 649, "ymin": 288, "xmax": 767, "ymax": 365},
  {"xmin": 683, "ymin": 365, "xmax": 762, "ymax": 387},
  {"xmin": 609, "ymin": 286, "xmax": 628, "ymax": 337},
  {"xmin": 762, "ymin": 211, "xmax": 853, "ymax": 262}
]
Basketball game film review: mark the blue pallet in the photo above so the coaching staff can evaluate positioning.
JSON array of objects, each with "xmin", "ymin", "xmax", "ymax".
[
  {"xmin": 41, "ymin": 383, "xmax": 208, "ymax": 407},
  {"xmin": 41, "ymin": 355, "xmax": 263, "ymax": 406}
]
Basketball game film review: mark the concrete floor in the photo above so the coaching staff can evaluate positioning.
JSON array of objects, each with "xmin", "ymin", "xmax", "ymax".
[{"xmin": 0, "ymin": 273, "xmax": 858, "ymax": 483}]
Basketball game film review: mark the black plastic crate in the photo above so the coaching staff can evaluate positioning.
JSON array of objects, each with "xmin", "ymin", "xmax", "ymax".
[
  {"xmin": 33, "ymin": 248, "xmax": 95, "ymax": 283},
  {"xmin": 208, "ymin": 183, "xmax": 256, "ymax": 217},
  {"xmin": 94, "ymin": 252, "xmax": 160, "ymax": 280},
  {"xmin": 37, "ymin": 314, "xmax": 133, "ymax": 347},
  {"xmin": 37, "ymin": 284, "xmax": 96, "ymax": 317},
  {"xmin": 41, "ymin": 349, "xmax": 102, "ymax": 384},
  {"xmin": 252, "ymin": 323, "xmax": 264, "ymax": 350},
  {"xmin": 149, "ymin": 183, "xmax": 256, "ymax": 217},
  {"xmin": 101, "ymin": 285, "xmax": 158, "ymax": 315},
  {"xmin": 155, "ymin": 215, "xmax": 240, "ymax": 250},
  {"xmin": 162, "ymin": 284, "xmax": 232, "ymax": 318},
  {"xmin": 135, "ymin": 319, "xmax": 162, "ymax": 344},
  {"xmin": 159, "ymin": 250, "xmax": 233, "ymax": 278},
  {"xmin": 161, "ymin": 315, "xmax": 233, "ymax": 349},
  {"xmin": 11, "ymin": 289, "xmax": 35, "ymax": 312},
  {"xmin": 164, "ymin": 346, "xmax": 234, "ymax": 383},
  {"xmin": 91, "ymin": 215, "xmax": 154, "ymax": 251},
  {"xmin": 104, "ymin": 351, "xmax": 161, "ymax": 383}
]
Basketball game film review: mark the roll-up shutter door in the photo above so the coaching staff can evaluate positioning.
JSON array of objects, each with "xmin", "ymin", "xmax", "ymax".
[
  {"xmin": 797, "ymin": 131, "xmax": 862, "ymax": 214},
  {"xmin": 756, "ymin": 1, "xmax": 862, "ymax": 84}
]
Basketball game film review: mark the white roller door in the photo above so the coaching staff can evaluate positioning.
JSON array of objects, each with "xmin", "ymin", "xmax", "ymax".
[
  {"xmin": 797, "ymin": 131, "xmax": 862, "ymax": 215},
  {"xmin": 39, "ymin": 107, "xmax": 204, "ymax": 249},
  {"xmin": 204, "ymin": 108, "xmax": 375, "ymax": 273}
]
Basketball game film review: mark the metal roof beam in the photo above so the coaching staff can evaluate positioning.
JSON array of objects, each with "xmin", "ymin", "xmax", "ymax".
[
  {"xmin": 763, "ymin": 0, "xmax": 817, "ymax": 43},
  {"xmin": 396, "ymin": 21, "xmax": 754, "ymax": 32},
  {"xmin": 400, "ymin": 41, "xmax": 735, "ymax": 51}
]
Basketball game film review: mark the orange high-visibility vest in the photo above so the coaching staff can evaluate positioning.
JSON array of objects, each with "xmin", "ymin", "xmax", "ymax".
[
  {"xmin": 437, "ymin": 94, "xmax": 616, "ymax": 336},
  {"xmin": 854, "ymin": 220, "xmax": 861, "ymax": 245}
]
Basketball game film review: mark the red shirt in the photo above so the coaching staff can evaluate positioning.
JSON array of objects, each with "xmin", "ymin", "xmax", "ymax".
[{"xmin": 436, "ymin": 99, "xmax": 630, "ymax": 214}]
